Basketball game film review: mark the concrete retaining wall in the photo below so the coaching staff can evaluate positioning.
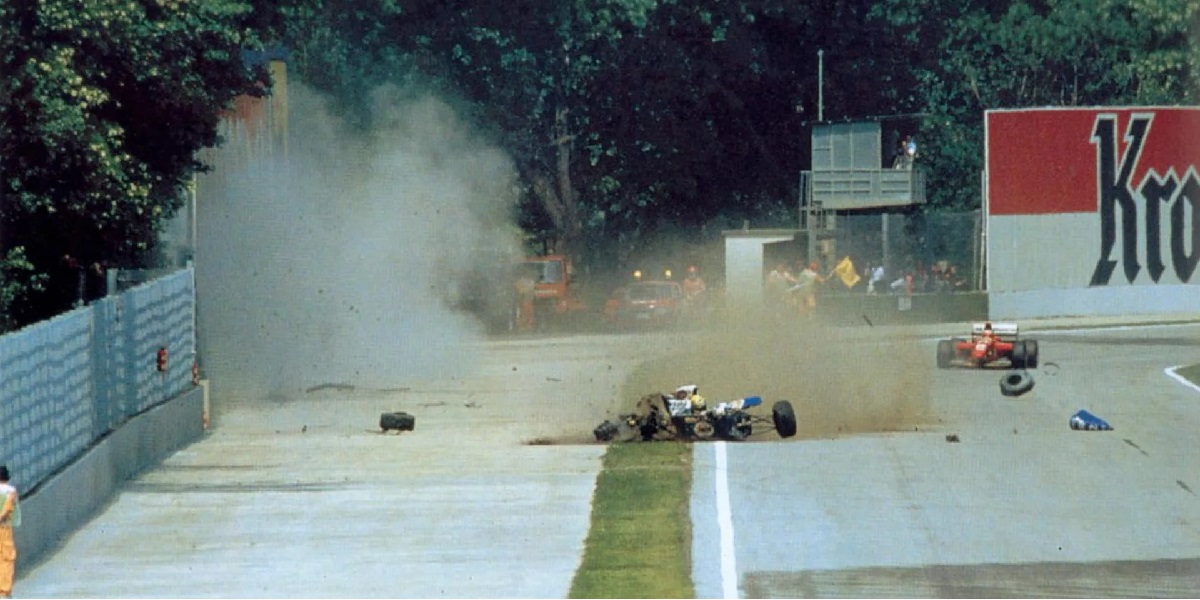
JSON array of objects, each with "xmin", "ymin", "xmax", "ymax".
[
  {"xmin": 14, "ymin": 385, "xmax": 204, "ymax": 572},
  {"xmin": 820, "ymin": 292, "xmax": 989, "ymax": 326}
]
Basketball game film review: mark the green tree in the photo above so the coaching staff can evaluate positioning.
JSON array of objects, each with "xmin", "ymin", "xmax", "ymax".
[
  {"xmin": 1, "ymin": 0, "xmax": 263, "ymax": 328},
  {"xmin": 267, "ymin": 0, "xmax": 918, "ymax": 265},
  {"xmin": 871, "ymin": 0, "xmax": 1199, "ymax": 211},
  {"xmin": 267, "ymin": 0, "xmax": 660, "ymax": 259}
]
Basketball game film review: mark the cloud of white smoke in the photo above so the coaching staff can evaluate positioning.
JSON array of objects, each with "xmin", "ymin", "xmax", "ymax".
[{"xmin": 195, "ymin": 84, "xmax": 522, "ymax": 402}]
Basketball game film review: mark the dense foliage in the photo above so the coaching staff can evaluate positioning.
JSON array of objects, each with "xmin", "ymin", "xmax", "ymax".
[
  {"xmin": 2, "ymin": 0, "xmax": 1196, "ymax": 331},
  {"xmin": 1, "ymin": 0, "xmax": 263, "ymax": 326},
  {"xmin": 872, "ymin": 0, "xmax": 1199, "ymax": 209}
]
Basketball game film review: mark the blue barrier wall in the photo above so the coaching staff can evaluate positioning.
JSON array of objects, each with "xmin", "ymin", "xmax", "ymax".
[{"xmin": 0, "ymin": 268, "xmax": 197, "ymax": 495}]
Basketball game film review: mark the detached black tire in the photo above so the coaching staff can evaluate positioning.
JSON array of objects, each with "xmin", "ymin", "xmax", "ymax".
[
  {"xmin": 1023, "ymin": 340, "xmax": 1039, "ymax": 368},
  {"xmin": 772, "ymin": 400, "xmax": 798, "ymax": 438},
  {"xmin": 999, "ymin": 370, "xmax": 1035, "ymax": 397},
  {"xmin": 936, "ymin": 340, "xmax": 954, "ymax": 369},
  {"xmin": 595, "ymin": 417, "xmax": 640, "ymax": 442},
  {"xmin": 380, "ymin": 411, "xmax": 416, "ymax": 432},
  {"xmin": 594, "ymin": 420, "xmax": 621, "ymax": 442}
]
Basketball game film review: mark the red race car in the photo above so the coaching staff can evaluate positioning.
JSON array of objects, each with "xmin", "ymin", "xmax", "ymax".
[
  {"xmin": 603, "ymin": 280, "xmax": 687, "ymax": 328},
  {"xmin": 936, "ymin": 321, "xmax": 1039, "ymax": 369}
]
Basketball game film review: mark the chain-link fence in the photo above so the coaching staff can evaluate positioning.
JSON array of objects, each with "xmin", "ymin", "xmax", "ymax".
[
  {"xmin": 823, "ymin": 209, "xmax": 983, "ymax": 293},
  {"xmin": 0, "ymin": 268, "xmax": 196, "ymax": 495}
]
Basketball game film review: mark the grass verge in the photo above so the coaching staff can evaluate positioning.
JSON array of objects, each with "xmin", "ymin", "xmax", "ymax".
[
  {"xmin": 569, "ymin": 441, "xmax": 694, "ymax": 599},
  {"xmin": 1176, "ymin": 364, "xmax": 1200, "ymax": 384}
]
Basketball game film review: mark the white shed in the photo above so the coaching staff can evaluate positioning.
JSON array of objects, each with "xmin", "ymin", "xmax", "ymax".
[{"xmin": 722, "ymin": 228, "xmax": 799, "ymax": 308}]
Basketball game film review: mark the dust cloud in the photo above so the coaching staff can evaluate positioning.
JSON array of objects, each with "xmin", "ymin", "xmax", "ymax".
[
  {"xmin": 621, "ymin": 311, "xmax": 935, "ymax": 439},
  {"xmin": 195, "ymin": 85, "xmax": 521, "ymax": 403}
]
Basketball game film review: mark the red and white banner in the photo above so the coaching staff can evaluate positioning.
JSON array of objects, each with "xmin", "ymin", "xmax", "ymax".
[
  {"xmin": 988, "ymin": 108, "xmax": 1200, "ymax": 215},
  {"xmin": 987, "ymin": 108, "xmax": 1200, "ymax": 293}
]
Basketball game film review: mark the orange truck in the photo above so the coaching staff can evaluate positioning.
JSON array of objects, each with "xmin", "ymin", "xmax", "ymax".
[{"xmin": 516, "ymin": 254, "xmax": 588, "ymax": 328}]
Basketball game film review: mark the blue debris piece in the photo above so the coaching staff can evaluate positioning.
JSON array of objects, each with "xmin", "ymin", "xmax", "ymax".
[{"xmin": 1070, "ymin": 410, "xmax": 1113, "ymax": 431}]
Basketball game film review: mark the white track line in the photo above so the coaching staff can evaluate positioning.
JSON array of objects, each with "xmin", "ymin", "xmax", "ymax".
[
  {"xmin": 714, "ymin": 441, "xmax": 739, "ymax": 599},
  {"xmin": 1165, "ymin": 365, "xmax": 1200, "ymax": 393}
]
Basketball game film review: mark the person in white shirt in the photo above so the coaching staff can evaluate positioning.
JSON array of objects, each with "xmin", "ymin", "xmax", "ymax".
[{"xmin": 868, "ymin": 264, "xmax": 886, "ymax": 294}]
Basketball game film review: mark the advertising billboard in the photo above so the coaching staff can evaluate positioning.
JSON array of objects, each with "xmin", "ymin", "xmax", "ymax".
[{"xmin": 986, "ymin": 108, "xmax": 1200, "ymax": 318}]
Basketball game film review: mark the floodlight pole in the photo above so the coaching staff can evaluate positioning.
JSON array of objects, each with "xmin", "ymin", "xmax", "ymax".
[{"xmin": 817, "ymin": 49, "xmax": 824, "ymax": 123}]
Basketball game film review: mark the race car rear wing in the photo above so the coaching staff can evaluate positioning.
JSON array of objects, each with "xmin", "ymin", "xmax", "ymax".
[{"xmin": 972, "ymin": 321, "xmax": 1019, "ymax": 342}]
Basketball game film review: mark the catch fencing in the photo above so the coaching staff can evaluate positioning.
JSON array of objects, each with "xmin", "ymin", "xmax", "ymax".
[
  {"xmin": 827, "ymin": 210, "xmax": 983, "ymax": 292},
  {"xmin": 0, "ymin": 268, "xmax": 196, "ymax": 494}
]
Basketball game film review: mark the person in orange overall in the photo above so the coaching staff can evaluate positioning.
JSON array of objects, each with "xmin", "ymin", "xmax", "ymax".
[
  {"xmin": 682, "ymin": 266, "xmax": 707, "ymax": 313},
  {"xmin": 789, "ymin": 261, "xmax": 825, "ymax": 318},
  {"xmin": 514, "ymin": 267, "xmax": 537, "ymax": 332},
  {"xmin": 0, "ymin": 466, "xmax": 19, "ymax": 599}
]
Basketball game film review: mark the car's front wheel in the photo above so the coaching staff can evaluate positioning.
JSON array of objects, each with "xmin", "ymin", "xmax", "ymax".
[
  {"xmin": 772, "ymin": 400, "xmax": 797, "ymax": 438},
  {"xmin": 936, "ymin": 340, "xmax": 954, "ymax": 369}
]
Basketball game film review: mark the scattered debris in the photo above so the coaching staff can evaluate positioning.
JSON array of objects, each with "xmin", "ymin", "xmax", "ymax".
[
  {"xmin": 380, "ymin": 411, "xmax": 415, "ymax": 433},
  {"xmin": 1069, "ymin": 409, "xmax": 1112, "ymax": 431},
  {"xmin": 1041, "ymin": 362, "xmax": 1060, "ymax": 376},
  {"xmin": 1178, "ymin": 480, "xmax": 1195, "ymax": 496},
  {"xmin": 464, "ymin": 401, "xmax": 480, "ymax": 409},
  {"xmin": 419, "ymin": 401, "xmax": 447, "ymax": 408},
  {"xmin": 546, "ymin": 377, "xmax": 561, "ymax": 382},
  {"xmin": 861, "ymin": 314, "xmax": 874, "ymax": 327},
  {"xmin": 945, "ymin": 434, "xmax": 960, "ymax": 443}
]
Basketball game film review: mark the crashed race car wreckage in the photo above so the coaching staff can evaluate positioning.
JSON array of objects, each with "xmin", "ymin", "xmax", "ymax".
[{"xmin": 594, "ymin": 385, "xmax": 797, "ymax": 442}]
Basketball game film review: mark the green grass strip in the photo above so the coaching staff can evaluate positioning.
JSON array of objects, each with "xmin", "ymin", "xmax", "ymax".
[
  {"xmin": 569, "ymin": 441, "xmax": 694, "ymax": 599},
  {"xmin": 1176, "ymin": 363, "xmax": 1200, "ymax": 385}
]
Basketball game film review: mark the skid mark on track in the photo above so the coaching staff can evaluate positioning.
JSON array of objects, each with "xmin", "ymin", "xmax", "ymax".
[{"xmin": 1122, "ymin": 438, "xmax": 1149, "ymax": 456}]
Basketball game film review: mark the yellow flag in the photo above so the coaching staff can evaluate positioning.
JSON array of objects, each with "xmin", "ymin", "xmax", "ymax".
[{"xmin": 833, "ymin": 256, "xmax": 860, "ymax": 288}]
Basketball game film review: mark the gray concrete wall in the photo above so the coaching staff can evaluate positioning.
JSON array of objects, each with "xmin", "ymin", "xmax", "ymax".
[
  {"xmin": 819, "ymin": 292, "xmax": 989, "ymax": 326},
  {"xmin": 14, "ymin": 386, "xmax": 204, "ymax": 573},
  {"xmin": 989, "ymin": 285, "xmax": 1196, "ymax": 320},
  {"xmin": 988, "ymin": 213, "xmax": 1195, "ymax": 319}
]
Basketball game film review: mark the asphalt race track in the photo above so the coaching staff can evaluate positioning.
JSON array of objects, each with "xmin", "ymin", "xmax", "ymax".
[
  {"xmin": 691, "ymin": 323, "xmax": 1200, "ymax": 598},
  {"xmin": 17, "ymin": 333, "xmax": 678, "ymax": 599},
  {"xmin": 14, "ymin": 319, "xmax": 1200, "ymax": 598}
]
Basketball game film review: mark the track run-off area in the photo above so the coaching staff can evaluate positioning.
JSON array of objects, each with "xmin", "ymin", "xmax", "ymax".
[
  {"xmin": 692, "ymin": 322, "xmax": 1200, "ymax": 598},
  {"xmin": 16, "ymin": 316, "xmax": 1200, "ymax": 598}
]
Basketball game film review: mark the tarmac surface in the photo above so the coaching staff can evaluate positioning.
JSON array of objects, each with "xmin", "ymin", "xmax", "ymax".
[
  {"xmin": 692, "ymin": 316, "xmax": 1200, "ymax": 598},
  {"xmin": 17, "ymin": 332, "xmax": 676, "ymax": 598},
  {"xmin": 16, "ymin": 312, "xmax": 1200, "ymax": 598}
]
